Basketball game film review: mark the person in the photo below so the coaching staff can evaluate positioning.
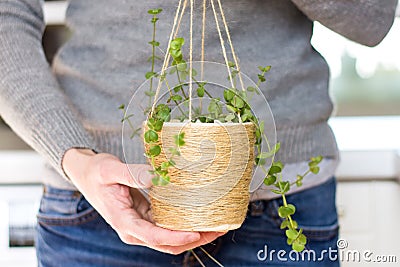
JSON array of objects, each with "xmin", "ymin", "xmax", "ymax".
[{"xmin": 0, "ymin": 0, "xmax": 397, "ymax": 266}]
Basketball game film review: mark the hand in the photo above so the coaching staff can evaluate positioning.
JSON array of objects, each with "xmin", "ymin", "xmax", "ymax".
[{"xmin": 62, "ymin": 149, "xmax": 225, "ymax": 254}]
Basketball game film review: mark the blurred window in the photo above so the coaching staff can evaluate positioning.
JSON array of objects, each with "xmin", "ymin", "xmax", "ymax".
[{"xmin": 312, "ymin": 17, "xmax": 400, "ymax": 116}]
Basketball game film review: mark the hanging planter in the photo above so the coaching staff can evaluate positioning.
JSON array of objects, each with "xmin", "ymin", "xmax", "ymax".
[
  {"xmin": 122, "ymin": 0, "xmax": 324, "ymax": 253},
  {"xmin": 145, "ymin": 121, "xmax": 255, "ymax": 231}
]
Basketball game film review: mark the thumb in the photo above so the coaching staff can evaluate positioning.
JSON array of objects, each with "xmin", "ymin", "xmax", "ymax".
[{"xmin": 117, "ymin": 163, "xmax": 154, "ymax": 188}]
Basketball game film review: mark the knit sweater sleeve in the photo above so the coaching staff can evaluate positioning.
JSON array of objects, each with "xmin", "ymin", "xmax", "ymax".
[
  {"xmin": 291, "ymin": 0, "xmax": 398, "ymax": 47},
  {"xmin": 0, "ymin": 0, "xmax": 95, "ymax": 178}
]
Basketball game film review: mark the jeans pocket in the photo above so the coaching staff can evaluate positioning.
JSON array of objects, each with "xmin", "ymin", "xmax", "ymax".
[
  {"xmin": 242, "ymin": 177, "xmax": 339, "ymax": 242},
  {"xmin": 37, "ymin": 185, "xmax": 99, "ymax": 226}
]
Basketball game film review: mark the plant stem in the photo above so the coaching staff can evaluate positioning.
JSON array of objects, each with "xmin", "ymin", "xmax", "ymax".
[
  {"xmin": 279, "ymin": 182, "xmax": 295, "ymax": 229},
  {"xmin": 175, "ymin": 67, "xmax": 188, "ymax": 99},
  {"xmin": 164, "ymin": 79, "xmax": 187, "ymax": 118},
  {"xmin": 149, "ymin": 14, "xmax": 158, "ymax": 107}
]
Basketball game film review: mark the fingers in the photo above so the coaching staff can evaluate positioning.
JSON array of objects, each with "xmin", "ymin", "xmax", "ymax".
[
  {"xmin": 100, "ymin": 158, "xmax": 153, "ymax": 188},
  {"xmin": 127, "ymin": 218, "xmax": 202, "ymax": 246},
  {"xmin": 154, "ymin": 232, "xmax": 225, "ymax": 255},
  {"xmin": 124, "ymin": 163, "xmax": 154, "ymax": 188},
  {"xmin": 120, "ymin": 229, "xmax": 226, "ymax": 255}
]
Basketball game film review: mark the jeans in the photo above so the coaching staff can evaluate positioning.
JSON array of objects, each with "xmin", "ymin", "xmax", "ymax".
[{"xmin": 36, "ymin": 177, "xmax": 339, "ymax": 267}]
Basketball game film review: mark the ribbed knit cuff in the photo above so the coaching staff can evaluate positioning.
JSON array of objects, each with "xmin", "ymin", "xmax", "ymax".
[{"xmin": 30, "ymin": 106, "xmax": 96, "ymax": 180}]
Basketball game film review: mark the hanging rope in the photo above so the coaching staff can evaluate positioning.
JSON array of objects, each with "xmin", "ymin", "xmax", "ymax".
[
  {"xmin": 210, "ymin": 0, "xmax": 235, "ymax": 89},
  {"xmin": 201, "ymin": 0, "xmax": 207, "ymax": 81},
  {"xmin": 188, "ymin": 0, "xmax": 194, "ymax": 120},
  {"xmin": 151, "ymin": 0, "xmax": 188, "ymax": 115},
  {"xmin": 151, "ymin": 0, "xmax": 245, "ymax": 117},
  {"xmin": 216, "ymin": 0, "xmax": 245, "ymax": 91}
]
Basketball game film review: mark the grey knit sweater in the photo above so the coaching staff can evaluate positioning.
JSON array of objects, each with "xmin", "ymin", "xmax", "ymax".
[{"xmin": 0, "ymin": 0, "xmax": 397, "ymax": 190}]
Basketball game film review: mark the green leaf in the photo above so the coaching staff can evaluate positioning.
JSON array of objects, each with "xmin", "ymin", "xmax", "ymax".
[
  {"xmin": 144, "ymin": 130, "xmax": 158, "ymax": 143},
  {"xmin": 170, "ymin": 37, "xmax": 185, "ymax": 50},
  {"xmin": 174, "ymin": 133, "xmax": 185, "ymax": 146},
  {"xmin": 311, "ymin": 155, "xmax": 323, "ymax": 164},
  {"xmin": 152, "ymin": 176, "xmax": 169, "ymax": 186},
  {"xmin": 148, "ymin": 41, "xmax": 160, "ymax": 47},
  {"xmin": 225, "ymin": 114, "xmax": 236, "ymax": 122},
  {"xmin": 148, "ymin": 55, "xmax": 162, "ymax": 62},
  {"xmin": 258, "ymin": 65, "xmax": 271, "ymax": 73},
  {"xmin": 145, "ymin": 91, "xmax": 156, "ymax": 96},
  {"xmin": 157, "ymin": 110, "xmax": 170, "ymax": 121},
  {"xmin": 310, "ymin": 166, "xmax": 320, "ymax": 174},
  {"xmin": 278, "ymin": 181, "xmax": 290, "ymax": 193},
  {"xmin": 168, "ymin": 95, "xmax": 182, "ymax": 103},
  {"xmin": 118, "ymin": 104, "xmax": 125, "ymax": 110},
  {"xmin": 161, "ymin": 161, "xmax": 171, "ymax": 170},
  {"xmin": 153, "ymin": 121, "xmax": 163, "ymax": 131},
  {"xmin": 259, "ymin": 121, "xmax": 265, "ymax": 134},
  {"xmin": 286, "ymin": 229, "xmax": 298, "ymax": 240},
  {"xmin": 280, "ymin": 219, "xmax": 290, "ymax": 229},
  {"xmin": 130, "ymin": 128, "xmax": 141, "ymax": 139},
  {"xmin": 242, "ymin": 108, "xmax": 252, "ymax": 116},
  {"xmin": 226, "ymin": 105, "xmax": 237, "ymax": 113},
  {"xmin": 228, "ymin": 61, "xmax": 235, "ymax": 68},
  {"xmin": 173, "ymin": 85, "xmax": 182, "ymax": 93},
  {"xmin": 241, "ymin": 114, "xmax": 250, "ymax": 122},
  {"xmin": 147, "ymin": 118, "xmax": 163, "ymax": 131},
  {"xmin": 176, "ymin": 62, "xmax": 187, "ymax": 72},
  {"xmin": 121, "ymin": 114, "xmax": 134, "ymax": 123},
  {"xmin": 298, "ymin": 234, "xmax": 307, "ymax": 245},
  {"xmin": 256, "ymin": 157, "xmax": 266, "ymax": 166},
  {"xmin": 272, "ymin": 143, "xmax": 281, "ymax": 154},
  {"xmin": 169, "ymin": 148, "xmax": 181, "ymax": 156},
  {"xmin": 271, "ymin": 189, "xmax": 282, "ymax": 195},
  {"xmin": 264, "ymin": 175, "xmax": 276, "ymax": 186},
  {"xmin": 148, "ymin": 8, "xmax": 163, "ymax": 15},
  {"xmin": 268, "ymin": 165, "xmax": 282, "ymax": 175},
  {"xmin": 278, "ymin": 205, "xmax": 295, "ymax": 218},
  {"xmin": 145, "ymin": 72, "xmax": 156, "ymax": 79},
  {"xmin": 208, "ymin": 99, "xmax": 222, "ymax": 117},
  {"xmin": 223, "ymin": 89, "xmax": 235, "ymax": 102},
  {"xmin": 231, "ymin": 95, "xmax": 245, "ymax": 109},
  {"xmin": 292, "ymin": 242, "xmax": 305, "ymax": 252},
  {"xmin": 257, "ymin": 151, "xmax": 274, "ymax": 159},
  {"xmin": 258, "ymin": 74, "xmax": 266, "ymax": 82},
  {"xmin": 170, "ymin": 49, "xmax": 183, "ymax": 60},
  {"xmin": 287, "ymin": 204, "xmax": 296, "ymax": 214},
  {"xmin": 247, "ymin": 86, "xmax": 256, "ymax": 92},
  {"xmin": 197, "ymin": 116, "xmax": 207, "ymax": 123},
  {"xmin": 197, "ymin": 86, "xmax": 205, "ymax": 97},
  {"xmin": 149, "ymin": 145, "xmax": 161, "ymax": 157}
]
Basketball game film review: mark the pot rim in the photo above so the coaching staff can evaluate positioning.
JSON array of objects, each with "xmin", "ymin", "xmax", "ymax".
[{"xmin": 144, "ymin": 121, "xmax": 255, "ymax": 127}]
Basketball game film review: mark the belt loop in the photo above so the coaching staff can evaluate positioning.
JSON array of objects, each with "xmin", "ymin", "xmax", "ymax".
[{"xmin": 249, "ymin": 200, "xmax": 265, "ymax": 216}]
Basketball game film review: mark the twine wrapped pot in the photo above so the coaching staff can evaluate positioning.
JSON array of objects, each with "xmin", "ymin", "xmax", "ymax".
[{"xmin": 144, "ymin": 122, "xmax": 256, "ymax": 232}]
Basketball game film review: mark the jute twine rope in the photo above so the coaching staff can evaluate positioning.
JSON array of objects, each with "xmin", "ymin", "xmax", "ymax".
[
  {"xmin": 151, "ymin": 0, "xmax": 246, "ymax": 116},
  {"xmin": 146, "ymin": 122, "xmax": 256, "ymax": 231},
  {"xmin": 145, "ymin": 1, "xmax": 256, "ymax": 232}
]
